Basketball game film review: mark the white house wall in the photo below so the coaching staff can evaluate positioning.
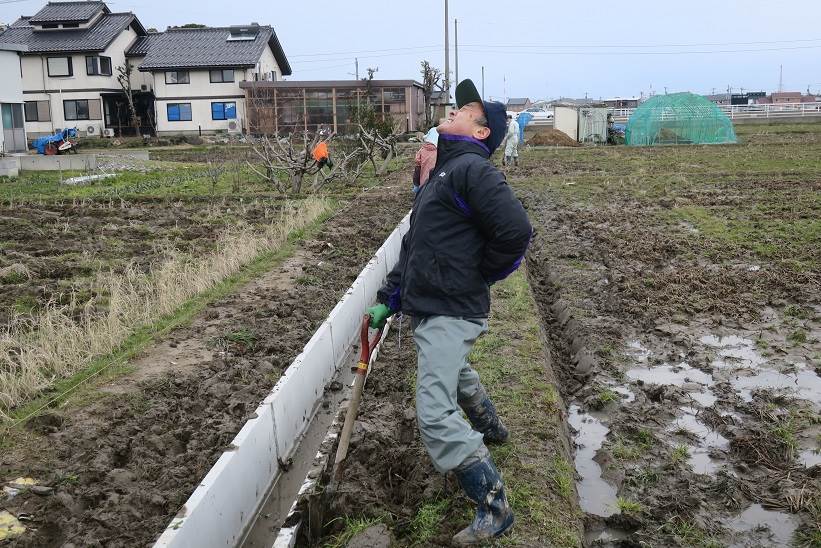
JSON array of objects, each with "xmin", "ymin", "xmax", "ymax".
[
  {"xmin": 0, "ymin": 51, "xmax": 24, "ymax": 104},
  {"xmin": 21, "ymin": 24, "xmax": 141, "ymax": 137},
  {"xmin": 152, "ymin": 69, "xmax": 246, "ymax": 134}
]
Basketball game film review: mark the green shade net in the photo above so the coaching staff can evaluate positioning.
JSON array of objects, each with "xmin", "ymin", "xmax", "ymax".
[{"xmin": 625, "ymin": 92, "xmax": 737, "ymax": 146}]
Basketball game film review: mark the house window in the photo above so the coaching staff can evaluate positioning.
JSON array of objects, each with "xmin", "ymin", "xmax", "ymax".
[
  {"xmin": 209, "ymin": 69, "xmax": 235, "ymax": 83},
  {"xmin": 165, "ymin": 71, "xmax": 190, "ymax": 84},
  {"xmin": 47, "ymin": 57, "xmax": 73, "ymax": 77},
  {"xmin": 64, "ymin": 99, "xmax": 102, "ymax": 121},
  {"xmin": 211, "ymin": 102, "xmax": 237, "ymax": 120},
  {"xmin": 167, "ymin": 103, "xmax": 192, "ymax": 122},
  {"xmin": 24, "ymin": 100, "xmax": 51, "ymax": 122},
  {"xmin": 86, "ymin": 56, "xmax": 112, "ymax": 76}
]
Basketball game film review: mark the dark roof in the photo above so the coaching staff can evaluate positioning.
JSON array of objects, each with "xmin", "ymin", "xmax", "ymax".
[
  {"xmin": 29, "ymin": 1, "xmax": 107, "ymax": 24},
  {"xmin": 240, "ymin": 79, "xmax": 424, "ymax": 89},
  {"xmin": 0, "ymin": 13, "xmax": 145, "ymax": 53},
  {"xmin": 128, "ymin": 25, "xmax": 292, "ymax": 75},
  {"xmin": 507, "ymin": 97, "xmax": 530, "ymax": 105}
]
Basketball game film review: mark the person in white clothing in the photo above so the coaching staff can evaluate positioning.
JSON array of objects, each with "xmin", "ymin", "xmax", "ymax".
[{"xmin": 502, "ymin": 114, "xmax": 520, "ymax": 167}]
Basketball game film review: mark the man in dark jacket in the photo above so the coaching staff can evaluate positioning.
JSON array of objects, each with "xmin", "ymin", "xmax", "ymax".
[{"xmin": 367, "ymin": 79, "xmax": 532, "ymax": 546}]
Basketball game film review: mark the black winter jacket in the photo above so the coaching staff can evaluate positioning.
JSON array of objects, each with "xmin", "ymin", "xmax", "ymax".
[{"xmin": 377, "ymin": 134, "xmax": 532, "ymax": 318}]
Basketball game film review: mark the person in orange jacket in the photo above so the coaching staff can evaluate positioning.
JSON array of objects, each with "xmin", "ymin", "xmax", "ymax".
[{"xmin": 312, "ymin": 136, "xmax": 334, "ymax": 172}]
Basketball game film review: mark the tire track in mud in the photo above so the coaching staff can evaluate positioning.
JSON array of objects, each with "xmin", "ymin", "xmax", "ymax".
[
  {"xmin": 0, "ymin": 183, "xmax": 412, "ymax": 548},
  {"xmin": 518, "ymin": 187, "xmax": 821, "ymax": 547}
]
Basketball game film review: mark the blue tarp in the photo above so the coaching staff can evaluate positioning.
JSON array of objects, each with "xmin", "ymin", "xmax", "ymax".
[
  {"xmin": 516, "ymin": 112, "xmax": 533, "ymax": 141},
  {"xmin": 32, "ymin": 128, "xmax": 77, "ymax": 155}
]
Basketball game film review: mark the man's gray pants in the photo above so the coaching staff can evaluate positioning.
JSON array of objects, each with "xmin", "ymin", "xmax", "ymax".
[{"xmin": 412, "ymin": 315, "xmax": 488, "ymax": 473}]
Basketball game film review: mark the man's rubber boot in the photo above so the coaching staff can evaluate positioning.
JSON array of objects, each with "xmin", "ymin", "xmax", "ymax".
[
  {"xmin": 452, "ymin": 448, "xmax": 514, "ymax": 546},
  {"xmin": 460, "ymin": 386, "xmax": 509, "ymax": 444}
]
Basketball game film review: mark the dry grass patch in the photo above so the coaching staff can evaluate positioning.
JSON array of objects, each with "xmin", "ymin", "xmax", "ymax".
[{"xmin": 0, "ymin": 198, "xmax": 330, "ymax": 417}]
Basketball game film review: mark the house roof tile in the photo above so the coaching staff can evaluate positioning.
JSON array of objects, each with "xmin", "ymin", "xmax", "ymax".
[{"xmin": 0, "ymin": 12, "xmax": 142, "ymax": 53}]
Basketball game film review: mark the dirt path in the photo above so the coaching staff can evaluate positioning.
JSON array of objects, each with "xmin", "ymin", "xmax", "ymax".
[
  {"xmin": 1, "ymin": 183, "xmax": 411, "ymax": 548},
  {"xmin": 515, "ymin": 137, "xmax": 821, "ymax": 547}
]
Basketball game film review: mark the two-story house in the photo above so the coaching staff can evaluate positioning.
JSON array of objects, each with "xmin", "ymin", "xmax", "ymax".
[
  {"xmin": 0, "ymin": 1, "xmax": 292, "ymax": 139},
  {"xmin": 126, "ymin": 24, "xmax": 291, "ymax": 136},
  {"xmin": 0, "ymin": 1, "xmax": 151, "ymax": 138}
]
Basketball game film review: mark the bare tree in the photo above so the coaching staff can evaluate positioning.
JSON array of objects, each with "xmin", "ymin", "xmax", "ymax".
[
  {"xmin": 116, "ymin": 61, "xmax": 141, "ymax": 136},
  {"xmin": 420, "ymin": 60, "xmax": 443, "ymax": 128},
  {"xmin": 204, "ymin": 153, "xmax": 227, "ymax": 195}
]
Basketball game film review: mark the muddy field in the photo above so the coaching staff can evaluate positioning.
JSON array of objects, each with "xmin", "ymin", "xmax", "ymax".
[
  {"xmin": 517, "ymin": 124, "xmax": 821, "ymax": 546},
  {"xmin": 0, "ymin": 182, "xmax": 411, "ymax": 547},
  {"xmin": 0, "ymin": 196, "xmax": 294, "ymax": 324}
]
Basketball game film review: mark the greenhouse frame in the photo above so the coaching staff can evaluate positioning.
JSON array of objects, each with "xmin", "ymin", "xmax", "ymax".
[{"xmin": 625, "ymin": 92, "xmax": 737, "ymax": 146}]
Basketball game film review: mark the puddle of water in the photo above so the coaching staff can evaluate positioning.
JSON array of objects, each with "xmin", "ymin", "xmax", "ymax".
[
  {"xmin": 799, "ymin": 449, "xmax": 821, "ymax": 468},
  {"xmin": 727, "ymin": 504, "xmax": 799, "ymax": 547},
  {"xmin": 568, "ymin": 405, "xmax": 619, "ymax": 518},
  {"xmin": 731, "ymin": 365, "xmax": 821, "ymax": 405},
  {"xmin": 701, "ymin": 334, "xmax": 821, "ymax": 406},
  {"xmin": 585, "ymin": 527, "xmax": 629, "ymax": 545},
  {"xmin": 627, "ymin": 362, "xmax": 714, "ymax": 387},
  {"xmin": 701, "ymin": 334, "xmax": 768, "ymax": 369},
  {"xmin": 669, "ymin": 407, "xmax": 728, "ymax": 476},
  {"xmin": 627, "ymin": 340, "xmax": 651, "ymax": 363},
  {"xmin": 689, "ymin": 389, "xmax": 717, "ymax": 407},
  {"xmin": 612, "ymin": 386, "xmax": 635, "ymax": 403}
]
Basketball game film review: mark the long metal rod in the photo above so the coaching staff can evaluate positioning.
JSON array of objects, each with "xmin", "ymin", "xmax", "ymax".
[
  {"xmin": 444, "ymin": 0, "xmax": 450, "ymax": 99},
  {"xmin": 455, "ymin": 18, "xmax": 459, "ymax": 87}
]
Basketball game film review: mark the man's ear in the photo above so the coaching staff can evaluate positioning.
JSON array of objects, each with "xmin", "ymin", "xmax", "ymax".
[{"xmin": 473, "ymin": 126, "xmax": 491, "ymax": 141}]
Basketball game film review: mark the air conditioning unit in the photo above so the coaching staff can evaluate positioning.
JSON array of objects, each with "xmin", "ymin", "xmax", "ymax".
[
  {"xmin": 86, "ymin": 125, "xmax": 99, "ymax": 136},
  {"xmin": 103, "ymin": 128, "xmax": 115, "ymax": 138},
  {"xmin": 227, "ymin": 118, "xmax": 241, "ymax": 134}
]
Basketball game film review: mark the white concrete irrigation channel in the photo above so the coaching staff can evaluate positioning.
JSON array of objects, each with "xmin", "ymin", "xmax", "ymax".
[{"xmin": 153, "ymin": 212, "xmax": 411, "ymax": 548}]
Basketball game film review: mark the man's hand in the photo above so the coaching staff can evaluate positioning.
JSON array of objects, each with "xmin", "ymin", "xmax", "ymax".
[{"xmin": 367, "ymin": 303, "xmax": 391, "ymax": 329}]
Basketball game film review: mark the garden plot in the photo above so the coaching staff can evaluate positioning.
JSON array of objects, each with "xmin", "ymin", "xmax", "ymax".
[
  {"xmin": 0, "ymin": 182, "xmax": 411, "ymax": 547},
  {"xmin": 519, "ymin": 123, "xmax": 820, "ymax": 546}
]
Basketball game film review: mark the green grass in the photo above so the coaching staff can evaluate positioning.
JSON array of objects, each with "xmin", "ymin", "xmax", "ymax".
[
  {"xmin": 0, "ymin": 203, "xmax": 337, "ymax": 433},
  {"xmin": 616, "ymin": 497, "xmax": 642, "ymax": 514},
  {"xmin": 472, "ymin": 271, "xmax": 582, "ymax": 547},
  {"xmin": 323, "ymin": 516, "xmax": 385, "ymax": 548},
  {"xmin": 406, "ymin": 499, "xmax": 450, "ymax": 545},
  {"xmin": 671, "ymin": 444, "xmax": 690, "ymax": 464},
  {"xmin": 665, "ymin": 518, "xmax": 723, "ymax": 548}
]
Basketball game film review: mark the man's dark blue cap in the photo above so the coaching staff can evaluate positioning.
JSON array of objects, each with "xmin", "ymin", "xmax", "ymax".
[{"xmin": 455, "ymin": 78, "xmax": 507, "ymax": 154}]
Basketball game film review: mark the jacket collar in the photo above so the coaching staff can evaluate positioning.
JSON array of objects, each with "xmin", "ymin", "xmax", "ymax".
[{"xmin": 437, "ymin": 133, "xmax": 491, "ymax": 161}]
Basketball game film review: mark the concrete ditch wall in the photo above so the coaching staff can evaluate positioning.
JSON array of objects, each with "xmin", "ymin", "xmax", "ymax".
[
  {"xmin": 153, "ymin": 212, "xmax": 411, "ymax": 548},
  {"xmin": 18, "ymin": 154, "xmax": 97, "ymax": 171}
]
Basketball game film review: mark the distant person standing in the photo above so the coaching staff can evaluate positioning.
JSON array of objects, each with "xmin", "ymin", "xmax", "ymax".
[
  {"xmin": 412, "ymin": 127, "xmax": 439, "ymax": 193},
  {"xmin": 502, "ymin": 114, "xmax": 520, "ymax": 167}
]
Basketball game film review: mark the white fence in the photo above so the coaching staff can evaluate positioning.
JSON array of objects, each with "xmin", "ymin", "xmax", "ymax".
[
  {"xmin": 609, "ymin": 102, "xmax": 821, "ymax": 123},
  {"xmin": 153, "ymin": 212, "xmax": 411, "ymax": 548}
]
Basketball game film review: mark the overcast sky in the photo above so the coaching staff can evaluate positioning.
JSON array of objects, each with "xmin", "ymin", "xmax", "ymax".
[{"xmin": 3, "ymin": 0, "xmax": 820, "ymax": 101}]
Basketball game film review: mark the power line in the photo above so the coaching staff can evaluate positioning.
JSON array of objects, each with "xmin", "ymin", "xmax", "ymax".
[
  {"xmin": 290, "ymin": 47, "xmax": 443, "ymax": 66},
  {"xmin": 460, "ymin": 37, "xmax": 821, "ymax": 49},
  {"xmin": 289, "ymin": 44, "xmax": 442, "ymax": 58},
  {"xmin": 457, "ymin": 44, "xmax": 821, "ymax": 56}
]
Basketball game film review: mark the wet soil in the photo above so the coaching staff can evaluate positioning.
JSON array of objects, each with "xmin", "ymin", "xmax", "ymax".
[
  {"xmin": 0, "ymin": 183, "xmax": 411, "ymax": 547},
  {"xmin": 518, "ymin": 143, "xmax": 821, "ymax": 547},
  {"xmin": 0, "ymin": 196, "xmax": 292, "ymax": 324}
]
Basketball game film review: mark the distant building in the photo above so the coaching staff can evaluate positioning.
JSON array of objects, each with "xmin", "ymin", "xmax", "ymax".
[
  {"xmin": 755, "ymin": 92, "xmax": 818, "ymax": 104},
  {"xmin": 602, "ymin": 97, "xmax": 640, "ymax": 109},
  {"xmin": 241, "ymin": 79, "xmax": 426, "ymax": 134},
  {"xmin": 506, "ymin": 97, "xmax": 531, "ymax": 112},
  {"xmin": 705, "ymin": 93, "xmax": 732, "ymax": 106}
]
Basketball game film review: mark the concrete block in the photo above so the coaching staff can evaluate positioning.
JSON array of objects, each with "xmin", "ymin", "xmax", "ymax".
[
  {"xmin": 19, "ymin": 153, "xmax": 97, "ymax": 172},
  {"xmin": 0, "ymin": 157, "xmax": 20, "ymax": 177}
]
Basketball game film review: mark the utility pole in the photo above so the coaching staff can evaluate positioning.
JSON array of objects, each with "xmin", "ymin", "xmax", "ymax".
[
  {"xmin": 481, "ymin": 66, "xmax": 485, "ymax": 100},
  {"xmin": 444, "ymin": 0, "xmax": 450, "ymax": 100},
  {"xmin": 454, "ymin": 18, "xmax": 459, "ymax": 87},
  {"xmin": 778, "ymin": 64, "xmax": 783, "ymax": 92},
  {"xmin": 355, "ymin": 58, "xmax": 359, "ymax": 80}
]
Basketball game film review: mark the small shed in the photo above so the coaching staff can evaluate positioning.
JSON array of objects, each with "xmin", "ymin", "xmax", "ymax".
[
  {"xmin": 506, "ymin": 97, "xmax": 531, "ymax": 112},
  {"xmin": 553, "ymin": 101, "xmax": 608, "ymax": 143}
]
